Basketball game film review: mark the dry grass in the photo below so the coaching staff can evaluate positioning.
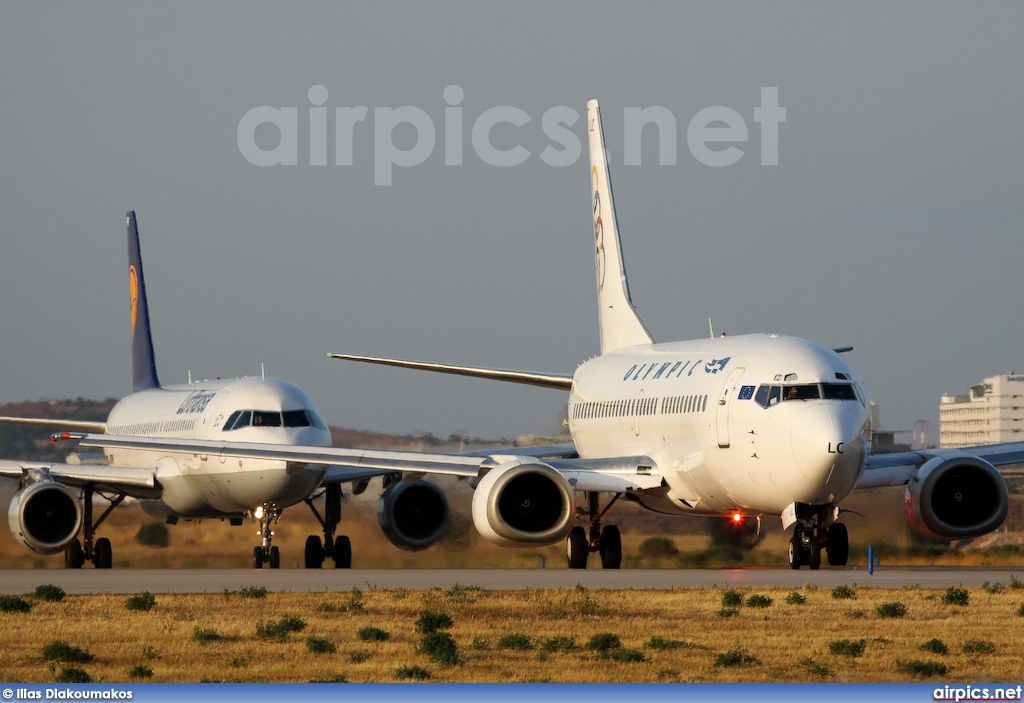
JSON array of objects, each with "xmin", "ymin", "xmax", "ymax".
[{"xmin": 2, "ymin": 585, "xmax": 1022, "ymax": 683}]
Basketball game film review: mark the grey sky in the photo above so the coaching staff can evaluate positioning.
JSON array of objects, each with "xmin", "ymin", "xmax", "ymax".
[{"xmin": 1, "ymin": 3, "xmax": 1022, "ymax": 443}]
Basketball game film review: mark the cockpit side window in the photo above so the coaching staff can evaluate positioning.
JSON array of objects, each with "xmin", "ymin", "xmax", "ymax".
[
  {"xmin": 223, "ymin": 410, "xmax": 252, "ymax": 431},
  {"xmin": 223, "ymin": 410, "xmax": 242, "ymax": 431}
]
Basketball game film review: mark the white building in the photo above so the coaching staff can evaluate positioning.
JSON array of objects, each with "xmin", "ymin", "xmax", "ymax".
[{"xmin": 940, "ymin": 373, "xmax": 1024, "ymax": 448}]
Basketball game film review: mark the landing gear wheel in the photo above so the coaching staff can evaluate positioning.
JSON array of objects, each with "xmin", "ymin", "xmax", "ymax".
[
  {"xmin": 305, "ymin": 536, "xmax": 325, "ymax": 569},
  {"xmin": 333, "ymin": 535, "xmax": 351, "ymax": 568},
  {"xmin": 789, "ymin": 535, "xmax": 804, "ymax": 570},
  {"xmin": 807, "ymin": 539, "xmax": 822, "ymax": 570},
  {"xmin": 599, "ymin": 525, "xmax": 622, "ymax": 569},
  {"xmin": 252, "ymin": 546, "xmax": 264, "ymax": 569},
  {"xmin": 566, "ymin": 526, "xmax": 589, "ymax": 569},
  {"xmin": 269, "ymin": 546, "xmax": 280, "ymax": 569},
  {"xmin": 94, "ymin": 537, "xmax": 112, "ymax": 569},
  {"xmin": 827, "ymin": 523, "xmax": 849, "ymax": 566},
  {"xmin": 65, "ymin": 539, "xmax": 84, "ymax": 569}
]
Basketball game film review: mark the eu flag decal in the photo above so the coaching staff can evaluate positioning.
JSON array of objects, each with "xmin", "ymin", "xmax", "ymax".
[{"xmin": 738, "ymin": 385, "xmax": 756, "ymax": 400}]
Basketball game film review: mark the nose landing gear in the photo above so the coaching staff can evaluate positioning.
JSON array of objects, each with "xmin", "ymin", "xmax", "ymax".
[
  {"xmin": 252, "ymin": 503, "xmax": 280, "ymax": 569},
  {"xmin": 788, "ymin": 505, "xmax": 849, "ymax": 570}
]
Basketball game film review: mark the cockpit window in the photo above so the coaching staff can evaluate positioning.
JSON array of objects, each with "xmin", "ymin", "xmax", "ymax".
[
  {"xmin": 754, "ymin": 382, "xmax": 858, "ymax": 408},
  {"xmin": 223, "ymin": 409, "xmax": 326, "ymax": 431},
  {"xmin": 785, "ymin": 384, "xmax": 821, "ymax": 401},
  {"xmin": 223, "ymin": 410, "xmax": 251, "ymax": 431},
  {"xmin": 822, "ymin": 383, "xmax": 857, "ymax": 400},
  {"xmin": 251, "ymin": 410, "xmax": 282, "ymax": 427},
  {"xmin": 223, "ymin": 410, "xmax": 242, "ymax": 431},
  {"xmin": 282, "ymin": 410, "xmax": 310, "ymax": 427}
]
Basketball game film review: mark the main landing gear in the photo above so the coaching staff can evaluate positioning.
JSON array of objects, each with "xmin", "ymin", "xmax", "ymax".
[
  {"xmin": 788, "ymin": 505, "xmax": 849, "ymax": 570},
  {"xmin": 303, "ymin": 484, "xmax": 352, "ymax": 569},
  {"xmin": 64, "ymin": 485, "xmax": 125, "ymax": 569},
  {"xmin": 566, "ymin": 492, "xmax": 623, "ymax": 569}
]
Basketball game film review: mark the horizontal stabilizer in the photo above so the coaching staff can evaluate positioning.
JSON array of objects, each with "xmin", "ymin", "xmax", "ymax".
[{"xmin": 328, "ymin": 353, "xmax": 573, "ymax": 391}]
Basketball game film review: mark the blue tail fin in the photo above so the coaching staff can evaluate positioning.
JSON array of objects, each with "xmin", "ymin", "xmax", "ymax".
[{"xmin": 127, "ymin": 211, "xmax": 160, "ymax": 392}]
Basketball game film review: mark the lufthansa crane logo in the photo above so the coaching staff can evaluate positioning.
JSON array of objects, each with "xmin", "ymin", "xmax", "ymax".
[
  {"xmin": 128, "ymin": 265, "xmax": 139, "ymax": 340},
  {"xmin": 592, "ymin": 165, "xmax": 606, "ymax": 291}
]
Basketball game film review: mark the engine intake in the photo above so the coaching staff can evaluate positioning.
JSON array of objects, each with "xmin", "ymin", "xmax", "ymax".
[
  {"xmin": 8, "ymin": 480, "xmax": 83, "ymax": 554},
  {"xmin": 904, "ymin": 453, "xmax": 1009, "ymax": 541},
  {"xmin": 471, "ymin": 460, "xmax": 575, "ymax": 547},
  {"xmin": 376, "ymin": 478, "xmax": 451, "ymax": 551}
]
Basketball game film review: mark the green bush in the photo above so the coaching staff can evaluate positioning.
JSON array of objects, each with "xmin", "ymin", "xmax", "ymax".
[
  {"xmin": 638, "ymin": 536, "xmax": 679, "ymax": 558},
  {"xmin": 714, "ymin": 649, "xmax": 758, "ymax": 667},
  {"xmin": 127, "ymin": 665, "xmax": 153, "ymax": 679},
  {"xmin": 192, "ymin": 628, "xmax": 221, "ymax": 644},
  {"xmin": 646, "ymin": 637, "xmax": 700, "ymax": 650},
  {"xmin": 305, "ymin": 637, "xmax": 336, "ymax": 654},
  {"xmin": 540, "ymin": 636, "xmax": 577, "ymax": 652},
  {"xmin": 717, "ymin": 608, "xmax": 739, "ymax": 618},
  {"xmin": 942, "ymin": 587, "xmax": 969, "ymax": 606},
  {"xmin": 961, "ymin": 639, "xmax": 995, "ymax": 655},
  {"xmin": 42, "ymin": 641, "xmax": 94, "ymax": 663},
  {"xmin": 604, "ymin": 648, "xmax": 645, "ymax": 662},
  {"xmin": 586, "ymin": 633, "xmax": 621, "ymax": 651},
  {"xmin": 831, "ymin": 585, "xmax": 856, "ymax": 600},
  {"xmin": 34, "ymin": 584, "xmax": 66, "ymax": 602},
  {"xmin": 415, "ymin": 611, "xmax": 453, "ymax": 634},
  {"xmin": 721, "ymin": 589, "xmax": 743, "ymax": 607},
  {"xmin": 396, "ymin": 665, "xmax": 431, "ymax": 681},
  {"xmin": 829, "ymin": 639, "xmax": 866, "ymax": 657},
  {"xmin": 55, "ymin": 667, "xmax": 92, "ymax": 683},
  {"xmin": 126, "ymin": 592, "xmax": 157, "ymax": 612},
  {"xmin": 419, "ymin": 631, "xmax": 459, "ymax": 666},
  {"xmin": 1017, "ymin": 602, "xmax": 1024, "ymax": 617},
  {"xmin": 256, "ymin": 617, "xmax": 307, "ymax": 640},
  {"xmin": 357, "ymin": 627, "xmax": 391, "ymax": 642},
  {"xmin": 784, "ymin": 592, "xmax": 806, "ymax": 605},
  {"xmin": 238, "ymin": 586, "xmax": 268, "ymax": 599},
  {"xmin": 920, "ymin": 639, "xmax": 948, "ymax": 655},
  {"xmin": 135, "ymin": 522, "xmax": 170, "ymax": 548},
  {"xmin": 0, "ymin": 595, "xmax": 32, "ymax": 613},
  {"xmin": 983, "ymin": 581, "xmax": 1004, "ymax": 594},
  {"xmin": 902, "ymin": 659, "xmax": 947, "ymax": 677},
  {"xmin": 497, "ymin": 633, "xmax": 533, "ymax": 650},
  {"xmin": 746, "ymin": 594, "xmax": 772, "ymax": 608},
  {"xmin": 876, "ymin": 601, "xmax": 907, "ymax": 618}
]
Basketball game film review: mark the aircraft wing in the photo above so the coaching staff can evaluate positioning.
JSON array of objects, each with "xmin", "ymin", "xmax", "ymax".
[
  {"xmin": 458, "ymin": 442, "xmax": 578, "ymax": 459},
  {"xmin": 0, "ymin": 416, "xmax": 107, "ymax": 432},
  {"xmin": 327, "ymin": 353, "xmax": 574, "ymax": 391},
  {"xmin": 857, "ymin": 442, "xmax": 1024, "ymax": 489},
  {"xmin": 0, "ymin": 460, "xmax": 157, "ymax": 497}
]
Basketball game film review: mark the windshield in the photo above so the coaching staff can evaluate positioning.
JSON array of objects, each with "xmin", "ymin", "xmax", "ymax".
[{"xmin": 754, "ymin": 382, "xmax": 858, "ymax": 409}]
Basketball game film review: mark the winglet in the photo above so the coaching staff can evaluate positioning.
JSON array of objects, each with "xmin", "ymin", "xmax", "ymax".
[
  {"xmin": 127, "ymin": 211, "xmax": 160, "ymax": 392},
  {"xmin": 587, "ymin": 100, "xmax": 654, "ymax": 354}
]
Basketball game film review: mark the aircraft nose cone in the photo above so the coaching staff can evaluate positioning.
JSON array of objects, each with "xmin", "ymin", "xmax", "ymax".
[{"xmin": 791, "ymin": 404, "xmax": 865, "ymax": 501}]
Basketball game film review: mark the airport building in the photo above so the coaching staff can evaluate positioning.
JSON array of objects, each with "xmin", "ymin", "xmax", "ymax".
[{"xmin": 939, "ymin": 373, "xmax": 1024, "ymax": 448}]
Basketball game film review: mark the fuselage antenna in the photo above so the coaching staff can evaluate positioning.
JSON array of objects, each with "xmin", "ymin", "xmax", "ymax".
[
  {"xmin": 708, "ymin": 318, "xmax": 715, "ymax": 339},
  {"xmin": 261, "ymin": 363, "xmax": 265, "ymax": 381}
]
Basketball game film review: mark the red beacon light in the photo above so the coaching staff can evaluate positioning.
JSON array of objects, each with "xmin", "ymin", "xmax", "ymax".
[{"xmin": 731, "ymin": 512, "xmax": 743, "ymax": 523}]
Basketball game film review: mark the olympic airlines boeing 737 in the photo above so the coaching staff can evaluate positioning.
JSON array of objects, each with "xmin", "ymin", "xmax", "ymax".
[{"xmin": 329, "ymin": 99, "xmax": 1016, "ymax": 569}]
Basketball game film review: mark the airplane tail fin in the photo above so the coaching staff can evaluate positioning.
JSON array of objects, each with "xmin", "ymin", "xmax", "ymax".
[
  {"xmin": 587, "ymin": 99, "xmax": 653, "ymax": 354},
  {"xmin": 127, "ymin": 211, "xmax": 160, "ymax": 392}
]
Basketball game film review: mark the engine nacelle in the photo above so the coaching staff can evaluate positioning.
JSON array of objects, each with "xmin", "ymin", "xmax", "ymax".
[
  {"xmin": 8, "ymin": 481, "xmax": 83, "ymax": 554},
  {"xmin": 471, "ymin": 460, "xmax": 575, "ymax": 547},
  {"xmin": 376, "ymin": 478, "xmax": 451, "ymax": 551},
  {"xmin": 904, "ymin": 453, "xmax": 1009, "ymax": 541}
]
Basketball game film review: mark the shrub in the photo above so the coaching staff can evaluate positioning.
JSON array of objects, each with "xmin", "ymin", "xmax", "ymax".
[
  {"xmin": 646, "ymin": 637, "xmax": 700, "ymax": 650},
  {"xmin": 942, "ymin": 587, "xmax": 970, "ymax": 606},
  {"xmin": 357, "ymin": 627, "xmax": 391, "ymax": 642},
  {"xmin": 34, "ymin": 584, "xmax": 66, "ymax": 602},
  {"xmin": 305, "ymin": 637, "xmax": 336, "ymax": 654},
  {"xmin": 415, "ymin": 611, "xmax": 453, "ymax": 634},
  {"xmin": 785, "ymin": 592, "xmax": 806, "ymax": 605},
  {"xmin": 902, "ymin": 659, "xmax": 947, "ymax": 677},
  {"xmin": 445, "ymin": 584, "xmax": 482, "ymax": 603},
  {"xmin": 55, "ymin": 667, "xmax": 92, "ymax": 683},
  {"xmin": 638, "ymin": 536, "xmax": 679, "ymax": 558},
  {"xmin": 604, "ymin": 648, "xmax": 645, "ymax": 662},
  {"xmin": 135, "ymin": 521, "xmax": 170, "ymax": 548},
  {"xmin": 983, "ymin": 581, "xmax": 1004, "ymax": 594},
  {"xmin": 308, "ymin": 675, "xmax": 348, "ymax": 683},
  {"xmin": 238, "ymin": 586, "xmax": 268, "ymax": 599},
  {"xmin": 829, "ymin": 639, "xmax": 866, "ymax": 657},
  {"xmin": 1018, "ymin": 602, "xmax": 1024, "ymax": 617},
  {"xmin": 717, "ymin": 608, "xmax": 739, "ymax": 618},
  {"xmin": 803, "ymin": 658, "xmax": 832, "ymax": 677},
  {"xmin": 920, "ymin": 639, "xmax": 948, "ymax": 655},
  {"xmin": 396, "ymin": 665, "xmax": 431, "ymax": 681},
  {"xmin": 192, "ymin": 628, "xmax": 221, "ymax": 644},
  {"xmin": 831, "ymin": 585, "xmax": 856, "ymax": 600},
  {"xmin": 721, "ymin": 589, "xmax": 743, "ymax": 607},
  {"xmin": 876, "ymin": 601, "xmax": 907, "ymax": 618},
  {"xmin": 497, "ymin": 633, "xmax": 533, "ymax": 650},
  {"xmin": 961, "ymin": 639, "xmax": 995, "ymax": 655},
  {"xmin": 127, "ymin": 665, "xmax": 153, "ymax": 679},
  {"xmin": 256, "ymin": 617, "xmax": 307, "ymax": 640},
  {"xmin": 141, "ymin": 646, "xmax": 160, "ymax": 660},
  {"xmin": 42, "ymin": 641, "xmax": 94, "ymax": 663},
  {"xmin": 587, "ymin": 633, "xmax": 621, "ymax": 652},
  {"xmin": 349, "ymin": 651, "xmax": 371, "ymax": 664},
  {"xmin": 0, "ymin": 595, "xmax": 32, "ymax": 613},
  {"xmin": 419, "ymin": 631, "xmax": 459, "ymax": 666},
  {"xmin": 125, "ymin": 592, "xmax": 157, "ymax": 611},
  {"xmin": 714, "ymin": 649, "xmax": 758, "ymax": 667},
  {"xmin": 746, "ymin": 594, "xmax": 772, "ymax": 608},
  {"xmin": 540, "ymin": 636, "xmax": 577, "ymax": 652}
]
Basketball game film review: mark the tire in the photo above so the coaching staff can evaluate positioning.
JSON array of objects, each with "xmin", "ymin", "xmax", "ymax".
[
  {"xmin": 65, "ymin": 540, "xmax": 84, "ymax": 569},
  {"xmin": 600, "ymin": 525, "xmax": 622, "ymax": 569},
  {"xmin": 304, "ymin": 535, "xmax": 325, "ymax": 569},
  {"xmin": 566, "ymin": 526, "xmax": 589, "ymax": 569},
  {"xmin": 269, "ymin": 546, "xmax": 280, "ymax": 569},
  {"xmin": 788, "ymin": 535, "xmax": 803, "ymax": 570},
  {"xmin": 807, "ymin": 539, "xmax": 822, "ymax": 570},
  {"xmin": 827, "ymin": 523, "xmax": 849, "ymax": 566},
  {"xmin": 333, "ymin": 535, "xmax": 352, "ymax": 569},
  {"xmin": 252, "ymin": 546, "xmax": 264, "ymax": 569},
  {"xmin": 94, "ymin": 538, "xmax": 112, "ymax": 569}
]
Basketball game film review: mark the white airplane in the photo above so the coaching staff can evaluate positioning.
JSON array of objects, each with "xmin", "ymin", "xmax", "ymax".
[{"xmin": 329, "ymin": 99, "xmax": 1015, "ymax": 569}]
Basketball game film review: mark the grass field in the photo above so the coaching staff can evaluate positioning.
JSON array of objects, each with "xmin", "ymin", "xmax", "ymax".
[{"xmin": 3, "ymin": 583, "xmax": 1024, "ymax": 683}]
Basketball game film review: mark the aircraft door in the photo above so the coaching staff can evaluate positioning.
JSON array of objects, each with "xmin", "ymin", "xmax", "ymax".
[
  {"xmin": 716, "ymin": 367, "xmax": 745, "ymax": 448},
  {"xmin": 633, "ymin": 389, "xmax": 645, "ymax": 437}
]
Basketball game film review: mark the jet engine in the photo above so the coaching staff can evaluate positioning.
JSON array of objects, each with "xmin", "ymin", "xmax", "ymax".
[
  {"xmin": 8, "ymin": 480, "xmax": 83, "ymax": 554},
  {"xmin": 376, "ymin": 478, "xmax": 451, "ymax": 551},
  {"xmin": 471, "ymin": 460, "xmax": 575, "ymax": 547},
  {"xmin": 904, "ymin": 453, "xmax": 1009, "ymax": 541}
]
